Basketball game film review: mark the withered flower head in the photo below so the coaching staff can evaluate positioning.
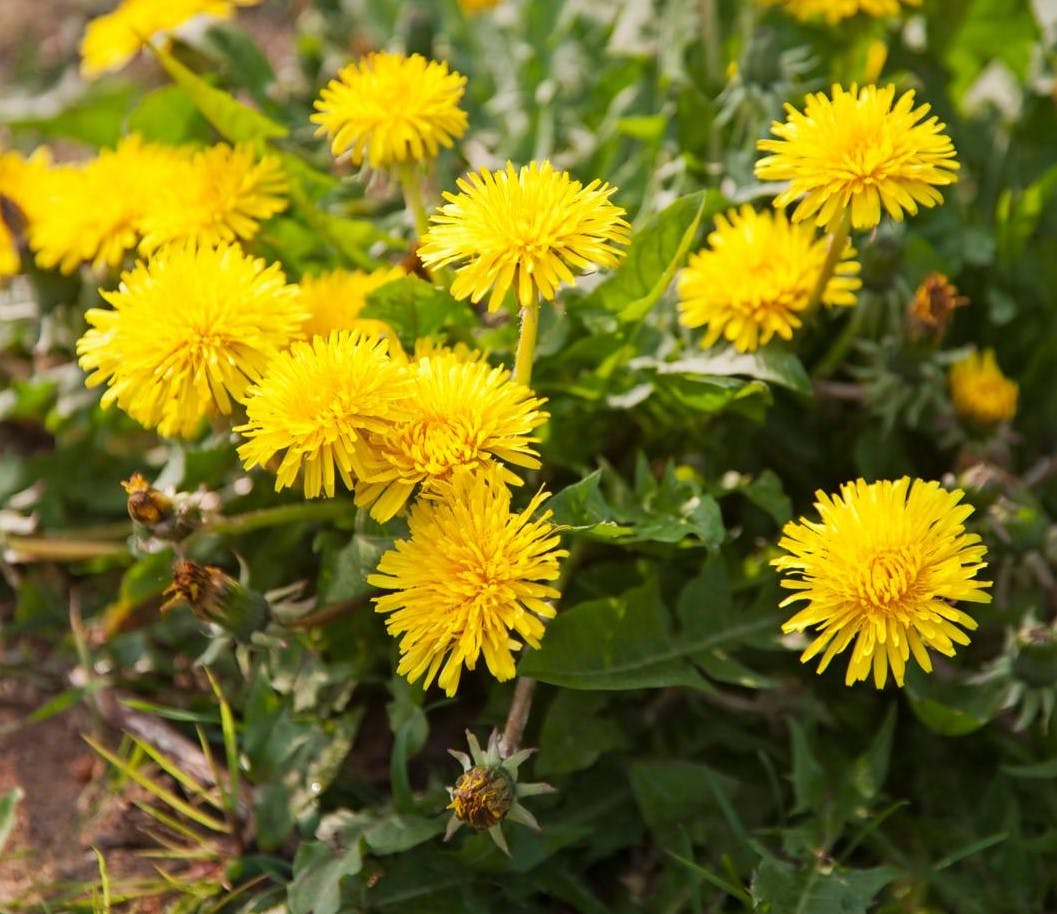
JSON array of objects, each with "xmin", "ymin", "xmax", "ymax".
[
  {"xmin": 907, "ymin": 272, "xmax": 968, "ymax": 341},
  {"xmin": 444, "ymin": 729, "xmax": 556, "ymax": 856},
  {"xmin": 122, "ymin": 473, "xmax": 173, "ymax": 527},
  {"xmin": 161, "ymin": 560, "xmax": 270, "ymax": 640}
]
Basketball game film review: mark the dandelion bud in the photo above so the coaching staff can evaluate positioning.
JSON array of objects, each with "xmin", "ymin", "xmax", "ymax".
[
  {"xmin": 1012, "ymin": 620, "xmax": 1057, "ymax": 689},
  {"xmin": 161, "ymin": 560, "xmax": 270, "ymax": 641}
]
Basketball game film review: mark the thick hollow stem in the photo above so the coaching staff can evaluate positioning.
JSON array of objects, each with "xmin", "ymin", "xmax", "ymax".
[
  {"xmin": 398, "ymin": 162, "xmax": 431, "ymax": 240},
  {"xmin": 806, "ymin": 209, "xmax": 852, "ymax": 316},
  {"xmin": 512, "ymin": 299, "xmax": 541, "ymax": 387}
]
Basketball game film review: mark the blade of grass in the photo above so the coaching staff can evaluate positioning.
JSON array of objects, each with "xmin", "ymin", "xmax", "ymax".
[{"xmin": 204, "ymin": 668, "xmax": 241, "ymax": 820}]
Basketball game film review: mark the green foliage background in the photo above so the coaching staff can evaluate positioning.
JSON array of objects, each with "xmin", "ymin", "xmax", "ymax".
[{"xmin": 3, "ymin": 1, "xmax": 1057, "ymax": 912}]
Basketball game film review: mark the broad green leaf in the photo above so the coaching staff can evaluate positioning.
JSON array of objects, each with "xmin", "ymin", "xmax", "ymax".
[
  {"xmin": 905, "ymin": 667, "xmax": 1007, "ymax": 736},
  {"xmin": 629, "ymin": 761, "xmax": 738, "ymax": 840},
  {"xmin": 789, "ymin": 721, "xmax": 827, "ymax": 817},
  {"xmin": 316, "ymin": 530, "xmax": 394, "ymax": 603},
  {"xmin": 750, "ymin": 859, "xmax": 899, "ymax": 914},
  {"xmin": 521, "ymin": 575, "xmax": 771, "ymax": 690},
  {"xmin": 4, "ymin": 83, "xmax": 139, "ymax": 147},
  {"xmin": 1001, "ymin": 756, "xmax": 1057, "ymax": 779},
  {"xmin": 581, "ymin": 190, "xmax": 728, "ymax": 321},
  {"xmin": 941, "ymin": 0, "xmax": 1038, "ymax": 104},
  {"xmin": 662, "ymin": 345, "xmax": 812, "ymax": 395},
  {"xmin": 126, "ymin": 84, "xmax": 213, "ymax": 144},
  {"xmin": 546, "ymin": 470, "xmax": 634, "ymax": 540},
  {"xmin": 536, "ymin": 691, "xmax": 625, "ymax": 775},
  {"xmin": 151, "ymin": 42, "xmax": 287, "ymax": 142},
  {"xmin": 203, "ymin": 22, "xmax": 277, "ymax": 99},
  {"xmin": 288, "ymin": 840, "xmax": 363, "ymax": 914},
  {"xmin": 363, "ymin": 276, "xmax": 475, "ymax": 343}
]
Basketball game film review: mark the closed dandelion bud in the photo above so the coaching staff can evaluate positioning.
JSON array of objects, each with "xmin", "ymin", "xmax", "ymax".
[
  {"xmin": 444, "ymin": 729, "xmax": 556, "ymax": 856},
  {"xmin": 161, "ymin": 560, "xmax": 270, "ymax": 641},
  {"xmin": 450, "ymin": 765, "xmax": 514, "ymax": 829}
]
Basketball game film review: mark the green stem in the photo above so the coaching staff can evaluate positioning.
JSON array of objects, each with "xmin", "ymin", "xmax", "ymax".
[
  {"xmin": 193, "ymin": 499, "xmax": 356, "ymax": 540},
  {"xmin": 398, "ymin": 162, "xmax": 431, "ymax": 240},
  {"xmin": 806, "ymin": 209, "xmax": 852, "ymax": 316},
  {"xmin": 512, "ymin": 299, "xmax": 541, "ymax": 387},
  {"xmin": 813, "ymin": 299, "xmax": 868, "ymax": 380}
]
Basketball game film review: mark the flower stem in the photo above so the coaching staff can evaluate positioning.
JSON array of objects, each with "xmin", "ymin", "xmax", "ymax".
[
  {"xmin": 498, "ymin": 676, "xmax": 537, "ymax": 759},
  {"xmin": 398, "ymin": 162, "xmax": 431, "ymax": 240},
  {"xmin": 192, "ymin": 499, "xmax": 356, "ymax": 540},
  {"xmin": 806, "ymin": 209, "xmax": 852, "ymax": 316},
  {"xmin": 512, "ymin": 299, "xmax": 540, "ymax": 387}
]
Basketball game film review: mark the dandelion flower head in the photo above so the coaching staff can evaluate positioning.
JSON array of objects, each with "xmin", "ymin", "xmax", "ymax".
[
  {"xmin": 138, "ymin": 143, "xmax": 288, "ymax": 252},
  {"xmin": 418, "ymin": 161, "xmax": 631, "ymax": 311},
  {"xmin": 458, "ymin": 0, "xmax": 504, "ymax": 11},
  {"xmin": 354, "ymin": 351, "xmax": 549, "ymax": 521},
  {"xmin": 0, "ymin": 149, "xmax": 51, "ymax": 278},
  {"xmin": 369, "ymin": 468, "xmax": 567, "ymax": 696},
  {"xmin": 756, "ymin": 84, "xmax": 959, "ymax": 232},
  {"xmin": 773, "ymin": 477, "xmax": 991, "ymax": 688},
  {"xmin": 312, "ymin": 52, "xmax": 468, "ymax": 168},
  {"xmin": 236, "ymin": 331, "xmax": 410, "ymax": 498},
  {"xmin": 29, "ymin": 135, "xmax": 186, "ymax": 274},
  {"xmin": 77, "ymin": 241, "xmax": 303, "ymax": 437},
  {"xmin": 81, "ymin": 0, "xmax": 261, "ymax": 77},
  {"xmin": 760, "ymin": 0, "xmax": 919, "ymax": 25},
  {"xmin": 677, "ymin": 205, "xmax": 860, "ymax": 353},
  {"xmin": 949, "ymin": 349, "xmax": 1018, "ymax": 426},
  {"xmin": 298, "ymin": 266, "xmax": 405, "ymax": 340}
]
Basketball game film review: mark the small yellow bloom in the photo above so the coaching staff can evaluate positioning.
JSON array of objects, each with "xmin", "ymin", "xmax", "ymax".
[
  {"xmin": 77, "ymin": 241, "xmax": 303, "ymax": 437},
  {"xmin": 29, "ymin": 136, "xmax": 186, "ymax": 274},
  {"xmin": 354, "ymin": 351, "xmax": 549, "ymax": 521},
  {"xmin": 948, "ymin": 349, "xmax": 1018, "ymax": 426},
  {"xmin": 677, "ymin": 205, "xmax": 860, "ymax": 353},
  {"xmin": 418, "ymin": 161, "xmax": 631, "ymax": 311},
  {"xmin": 760, "ymin": 0, "xmax": 919, "ymax": 25},
  {"xmin": 311, "ymin": 52, "xmax": 468, "ymax": 168},
  {"xmin": 138, "ymin": 144, "xmax": 288, "ymax": 252},
  {"xmin": 297, "ymin": 266, "xmax": 405, "ymax": 340},
  {"xmin": 458, "ymin": 0, "xmax": 503, "ymax": 11},
  {"xmin": 773, "ymin": 478, "xmax": 991, "ymax": 688},
  {"xmin": 80, "ymin": 0, "xmax": 261, "ymax": 77},
  {"xmin": 369, "ymin": 469, "xmax": 567, "ymax": 697},
  {"xmin": 756, "ymin": 84, "xmax": 959, "ymax": 232},
  {"xmin": 236, "ymin": 332, "xmax": 410, "ymax": 498}
]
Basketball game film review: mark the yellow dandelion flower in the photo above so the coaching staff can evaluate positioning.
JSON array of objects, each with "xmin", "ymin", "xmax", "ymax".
[
  {"xmin": 418, "ymin": 161, "xmax": 631, "ymax": 311},
  {"xmin": 369, "ymin": 468, "xmax": 568, "ymax": 696},
  {"xmin": 0, "ymin": 149, "xmax": 51, "ymax": 279},
  {"xmin": 80, "ymin": 0, "xmax": 261, "ymax": 78},
  {"xmin": 677, "ymin": 205, "xmax": 861, "ymax": 353},
  {"xmin": 458, "ymin": 0, "xmax": 503, "ymax": 12},
  {"xmin": 773, "ymin": 477, "xmax": 991, "ymax": 689},
  {"xmin": 29, "ymin": 135, "xmax": 186, "ymax": 274},
  {"xmin": 236, "ymin": 331, "xmax": 410, "ymax": 498},
  {"xmin": 756, "ymin": 84, "xmax": 959, "ymax": 232},
  {"xmin": 948, "ymin": 349, "xmax": 1018, "ymax": 426},
  {"xmin": 760, "ymin": 0, "xmax": 919, "ymax": 25},
  {"xmin": 311, "ymin": 52, "xmax": 468, "ymax": 168},
  {"xmin": 297, "ymin": 266, "xmax": 405, "ymax": 340},
  {"xmin": 354, "ymin": 351, "xmax": 549, "ymax": 522},
  {"xmin": 77, "ymin": 242, "xmax": 302, "ymax": 437},
  {"xmin": 139, "ymin": 144, "xmax": 287, "ymax": 252}
]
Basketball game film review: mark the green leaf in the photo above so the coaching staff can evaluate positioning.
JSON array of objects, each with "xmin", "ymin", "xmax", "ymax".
[
  {"xmin": 363, "ymin": 276, "xmax": 475, "ymax": 343},
  {"xmin": 789, "ymin": 721, "xmax": 827, "ymax": 817},
  {"xmin": 151, "ymin": 42, "xmax": 287, "ymax": 142},
  {"xmin": 750, "ymin": 859, "xmax": 899, "ymax": 914},
  {"xmin": 546, "ymin": 471, "xmax": 634, "ymax": 540},
  {"xmin": 581, "ymin": 190, "xmax": 728, "ymax": 321},
  {"xmin": 521, "ymin": 574, "xmax": 770, "ymax": 690},
  {"xmin": 317, "ymin": 530, "xmax": 393, "ymax": 603},
  {"xmin": 904, "ymin": 667, "xmax": 1007, "ymax": 736},
  {"xmin": 629, "ymin": 761, "xmax": 738, "ymax": 840},
  {"xmin": 942, "ymin": 0, "xmax": 1039, "ymax": 103},
  {"xmin": 126, "ymin": 84, "xmax": 213, "ymax": 144},
  {"xmin": 3, "ymin": 83, "xmax": 139, "ymax": 147},
  {"xmin": 536, "ymin": 691, "xmax": 625, "ymax": 775},
  {"xmin": 662, "ymin": 345, "xmax": 812, "ymax": 395},
  {"xmin": 0, "ymin": 788, "xmax": 22, "ymax": 856},
  {"xmin": 1001, "ymin": 756, "xmax": 1057, "ymax": 779},
  {"xmin": 288, "ymin": 840, "xmax": 363, "ymax": 914}
]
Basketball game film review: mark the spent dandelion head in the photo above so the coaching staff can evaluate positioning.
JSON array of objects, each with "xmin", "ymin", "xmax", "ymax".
[
  {"xmin": 354, "ymin": 350, "xmax": 549, "ymax": 522},
  {"xmin": 677, "ymin": 205, "xmax": 861, "ymax": 353},
  {"xmin": 297, "ymin": 266, "xmax": 405, "ymax": 340},
  {"xmin": 756, "ymin": 84, "xmax": 959, "ymax": 232},
  {"xmin": 138, "ymin": 143, "xmax": 288, "ymax": 252},
  {"xmin": 760, "ymin": 0, "xmax": 920, "ymax": 25},
  {"xmin": 773, "ymin": 477, "xmax": 991, "ymax": 689},
  {"xmin": 77, "ymin": 241, "xmax": 303, "ymax": 437},
  {"xmin": 80, "ymin": 0, "xmax": 261, "ymax": 78},
  {"xmin": 235, "ymin": 331, "xmax": 410, "ymax": 498},
  {"xmin": 369, "ymin": 468, "xmax": 567, "ymax": 697},
  {"xmin": 907, "ymin": 272, "xmax": 968, "ymax": 341},
  {"xmin": 311, "ymin": 52, "xmax": 468, "ymax": 169},
  {"xmin": 948, "ymin": 349, "xmax": 1018, "ymax": 426},
  {"xmin": 417, "ymin": 161, "xmax": 631, "ymax": 311}
]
